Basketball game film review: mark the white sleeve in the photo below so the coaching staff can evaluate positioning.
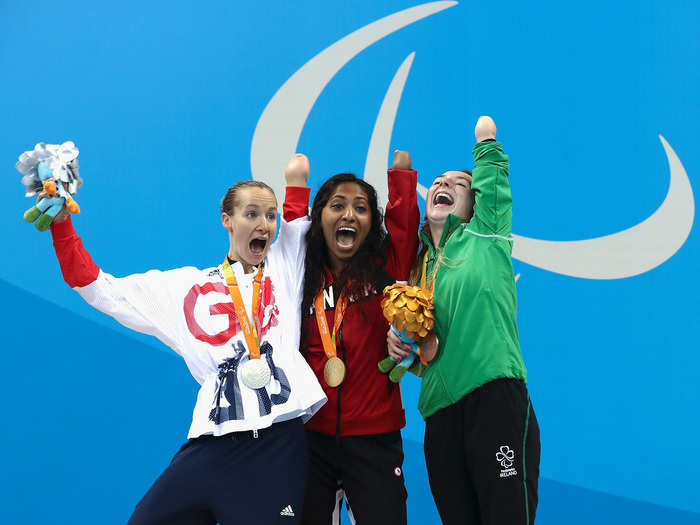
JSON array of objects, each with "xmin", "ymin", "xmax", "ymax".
[
  {"xmin": 269, "ymin": 216, "xmax": 310, "ymax": 302},
  {"xmin": 75, "ymin": 267, "xmax": 187, "ymax": 355}
]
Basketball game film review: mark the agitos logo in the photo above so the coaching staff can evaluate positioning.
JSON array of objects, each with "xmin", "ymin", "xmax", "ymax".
[
  {"xmin": 496, "ymin": 445, "xmax": 517, "ymax": 478},
  {"xmin": 250, "ymin": 1, "xmax": 695, "ymax": 280}
]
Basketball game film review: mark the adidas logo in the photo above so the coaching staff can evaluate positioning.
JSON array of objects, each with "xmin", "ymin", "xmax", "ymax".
[{"xmin": 280, "ymin": 505, "xmax": 295, "ymax": 517}]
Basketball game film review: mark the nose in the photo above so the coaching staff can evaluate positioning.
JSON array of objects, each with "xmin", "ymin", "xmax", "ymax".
[
  {"xmin": 257, "ymin": 215, "xmax": 272, "ymax": 230},
  {"xmin": 342, "ymin": 206, "xmax": 356, "ymax": 221}
]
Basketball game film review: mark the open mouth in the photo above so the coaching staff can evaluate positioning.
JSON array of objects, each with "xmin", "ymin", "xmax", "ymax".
[
  {"xmin": 335, "ymin": 226, "xmax": 357, "ymax": 249},
  {"xmin": 249, "ymin": 237, "xmax": 268, "ymax": 256},
  {"xmin": 433, "ymin": 192, "xmax": 454, "ymax": 207}
]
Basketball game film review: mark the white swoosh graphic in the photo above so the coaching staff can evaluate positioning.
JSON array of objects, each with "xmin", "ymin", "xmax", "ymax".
[
  {"xmin": 511, "ymin": 136, "xmax": 694, "ymax": 279},
  {"xmin": 363, "ymin": 52, "xmax": 415, "ymax": 207},
  {"xmin": 365, "ymin": 89, "xmax": 694, "ymax": 279},
  {"xmin": 250, "ymin": 1, "xmax": 457, "ymax": 200},
  {"xmin": 251, "ymin": 1, "xmax": 694, "ymax": 280}
]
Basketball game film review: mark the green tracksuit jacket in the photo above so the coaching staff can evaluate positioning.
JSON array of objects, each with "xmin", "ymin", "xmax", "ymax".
[{"xmin": 418, "ymin": 140, "xmax": 527, "ymax": 420}]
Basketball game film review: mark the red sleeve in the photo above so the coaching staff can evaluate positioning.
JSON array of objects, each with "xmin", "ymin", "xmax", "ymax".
[
  {"xmin": 282, "ymin": 186, "xmax": 311, "ymax": 222},
  {"xmin": 49, "ymin": 216, "xmax": 100, "ymax": 288},
  {"xmin": 384, "ymin": 169, "xmax": 420, "ymax": 280}
]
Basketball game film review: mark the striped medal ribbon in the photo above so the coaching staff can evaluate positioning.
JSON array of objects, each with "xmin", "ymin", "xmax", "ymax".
[{"xmin": 222, "ymin": 258, "xmax": 270, "ymax": 389}]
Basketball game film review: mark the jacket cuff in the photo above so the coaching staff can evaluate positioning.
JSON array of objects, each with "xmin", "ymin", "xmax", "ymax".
[
  {"xmin": 283, "ymin": 186, "xmax": 310, "ymax": 221},
  {"xmin": 387, "ymin": 169, "xmax": 418, "ymax": 199},
  {"xmin": 49, "ymin": 215, "xmax": 76, "ymax": 241},
  {"xmin": 473, "ymin": 140, "xmax": 504, "ymax": 162},
  {"xmin": 387, "ymin": 168, "xmax": 417, "ymax": 178}
]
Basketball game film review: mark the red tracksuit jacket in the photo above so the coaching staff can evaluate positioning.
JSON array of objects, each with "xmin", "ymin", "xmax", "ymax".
[{"xmin": 283, "ymin": 169, "xmax": 419, "ymax": 436}]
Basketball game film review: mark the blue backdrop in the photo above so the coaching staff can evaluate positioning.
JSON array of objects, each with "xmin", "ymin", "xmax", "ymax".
[{"xmin": 1, "ymin": 1, "xmax": 698, "ymax": 523}]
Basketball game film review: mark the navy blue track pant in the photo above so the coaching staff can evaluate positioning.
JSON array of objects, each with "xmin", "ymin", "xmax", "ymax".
[{"xmin": 128, "ymin": 417, "xmax": 307, "ymax": 525}]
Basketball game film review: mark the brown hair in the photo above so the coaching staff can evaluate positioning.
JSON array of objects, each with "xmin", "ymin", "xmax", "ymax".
[{"xmin": 220, "ymin": 180, "xmax": 276, "ymax": 215}]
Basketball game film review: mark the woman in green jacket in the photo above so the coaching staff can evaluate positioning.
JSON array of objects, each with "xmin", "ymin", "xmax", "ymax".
[{"xmin": 389, "ymin": 116, "xmax": 540, "ymax": 525}]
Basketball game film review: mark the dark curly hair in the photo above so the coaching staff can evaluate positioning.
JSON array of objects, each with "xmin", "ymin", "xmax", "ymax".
[{"xmin": 301, "ymin": 173, "xmax": 389, "ymax": 317}]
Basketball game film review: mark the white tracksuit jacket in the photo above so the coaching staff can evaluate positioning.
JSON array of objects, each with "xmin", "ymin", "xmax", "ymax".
[{"xmin": 50, "ymin": 213, "xmax": 326, "ymax": 439}]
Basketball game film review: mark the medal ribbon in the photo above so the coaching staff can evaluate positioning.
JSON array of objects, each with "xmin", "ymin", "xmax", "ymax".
[
  {"xmin": 314, "ymin": 287, "xmax": 348, "ymax": 360},
  {"xmin": 222, "ymin": 258, "xmax": 263, "ymax": 359},
  {"xmin": 417, "ymin": 252, "xmax": 434, "ymax": 366},
  {"xmin": 421, "ymin": 251, "xmax": 432, "ymax": 290}
]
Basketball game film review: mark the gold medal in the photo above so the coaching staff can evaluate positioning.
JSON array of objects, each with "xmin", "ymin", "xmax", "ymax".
[
  {"xmin": 323, "ymin": 356, "xmax": 346, "ymax": 387},
  {"xmin": 314, "ymin": 285, "xmax": 348, "ymax": 389}
]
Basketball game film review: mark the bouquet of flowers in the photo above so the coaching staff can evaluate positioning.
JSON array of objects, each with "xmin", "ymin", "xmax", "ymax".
[
  {"xmin": 378, "ymin": 283, "xmax": 434, "ymax": 382},
  {"xmin": 17, "ymin": 141, "xmax": 82, "ymax": 231}
]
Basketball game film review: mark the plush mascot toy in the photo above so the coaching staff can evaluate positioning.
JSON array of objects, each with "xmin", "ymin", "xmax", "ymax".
[
  {"xmin": 17, "ymin": 141, "xmax": 82, "ymax": 231},
  {"xmin": 378, "ymin": 283, "xmax": 434, "ymax": 382}
]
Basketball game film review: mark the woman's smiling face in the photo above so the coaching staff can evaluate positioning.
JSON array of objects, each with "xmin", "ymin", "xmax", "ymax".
[
  {"xmin": 425, "ymin": 170, "xmax": 474, "ymax": 225},
  {"xmin": 221, "ymin": 186, "xmax": 278, "ymax": 269},
  {"xmin": 320, "ymin": 182, "xmax": 372, "ymax": 273}
]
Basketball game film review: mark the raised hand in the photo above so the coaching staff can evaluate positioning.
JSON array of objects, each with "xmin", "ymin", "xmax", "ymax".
[
  {"xmin": 475, "ymin": 116, "xmax": 497, "ymax": 143},
  {"xmin": 392, "ymin": 150, "xmax": 412, "ymax": 170},
  {"xmin": 284, "ymin": 153, "xmax": 310, "ymax": 187}
]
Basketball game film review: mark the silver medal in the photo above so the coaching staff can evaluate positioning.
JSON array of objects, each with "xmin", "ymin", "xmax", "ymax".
[{"xmin": 240, "ymin": 358, "xmax": 271, "ymax": 389}]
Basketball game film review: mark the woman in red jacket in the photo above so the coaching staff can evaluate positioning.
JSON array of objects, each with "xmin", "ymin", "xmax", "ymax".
[{"xmin": 284, "ymin": 151, "xmax": 419, "ymax": 525}]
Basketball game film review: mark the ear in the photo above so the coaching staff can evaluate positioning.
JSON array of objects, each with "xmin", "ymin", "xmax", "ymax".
[{"xmin": 221, "ymin": 212, "xmax": 232, "ymax": 231}]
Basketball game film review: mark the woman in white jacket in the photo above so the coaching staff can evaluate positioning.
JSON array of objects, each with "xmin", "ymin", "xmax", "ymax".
[{"xmin": 40, "ymin": 154, "xmax": 325, "ymax": 524}]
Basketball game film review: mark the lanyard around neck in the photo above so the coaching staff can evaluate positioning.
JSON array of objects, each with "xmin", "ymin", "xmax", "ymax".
[
  {"xmin": 421, "ymin": 251, "xmax": 433, "ymax": 291},
  {"xmin": 222, "ymin": 258, "xmax": 263, "ymax": 359},
  {"xmin": 314, "ymin": 287, "xmax": 348, "ymax": 359}
]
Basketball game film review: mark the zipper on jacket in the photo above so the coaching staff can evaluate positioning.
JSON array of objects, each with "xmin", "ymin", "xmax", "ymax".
[{"xmin": 335, "ymin": 325, "xmax": 347, "ymax": 446}]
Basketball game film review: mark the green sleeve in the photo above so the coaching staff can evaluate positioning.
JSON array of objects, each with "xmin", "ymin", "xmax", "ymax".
[{"xmin": 470, "ymin": 141, "xmax": 512, "ymax": 235}]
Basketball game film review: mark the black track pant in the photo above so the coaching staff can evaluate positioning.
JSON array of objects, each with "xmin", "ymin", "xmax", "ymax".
[
  {"xmin": 302, "ymin": 430, "xmax": 407, "ymax": 525},
  {"xmin": 424, "ymin": 378, "xmax": 540, "ymax": 525},
  {"xmin": 128, "ymin": 417, "xmax": 307, "ymax": 525}
]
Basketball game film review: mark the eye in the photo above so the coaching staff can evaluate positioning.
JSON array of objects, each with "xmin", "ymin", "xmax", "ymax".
[
  {"xmin": 266, "ymin": 213, "xmax": 276, "ymax": 221},
  {"xmin": 355, "ymin": 205, "xmax": 367, "ymax": 213},
  {"xmin": 456, "ymin": 182, "xmax": 467, "ymax": 188},
  {"xmin": 246, "ymin": 210, "xmax": 257, "ymax": 218},
  {"xmin": 331, "ymin": 203, "xmax": 342, "ymax": 210}
]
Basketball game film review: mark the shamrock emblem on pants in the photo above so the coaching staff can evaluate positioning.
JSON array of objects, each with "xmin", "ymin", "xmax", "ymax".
[{"xmin": 496, "ymin": 445, "xmax": 515, "ymax": 468}]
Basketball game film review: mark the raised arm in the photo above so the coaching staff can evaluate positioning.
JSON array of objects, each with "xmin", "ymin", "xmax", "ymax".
[
  {"xmin": 470, "ymin": 116, "xmax": 512, "ymax": 236},
  {"xmin": 272, "ymin": 154, "xmax": 311, "ymax": 301},
  {"xmin": 49, "ymin": 216, "xmax": 185, "ymax": 354},
  {"xmin": 50, "ymin": 216, "xmax": 99, "ymax": 287},
  {"xmin": 282, "ymin": 153, "xmax": 311, "ymax": 222},
  {"xmin": 385, "ymin": 150, "xmax": 420, "ymax": 281}
]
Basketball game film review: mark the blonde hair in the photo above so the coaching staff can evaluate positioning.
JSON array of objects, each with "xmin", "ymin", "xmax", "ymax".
[{"xmin": 411, "ymin": 236, "xmax": 466, "ymax": 289}]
